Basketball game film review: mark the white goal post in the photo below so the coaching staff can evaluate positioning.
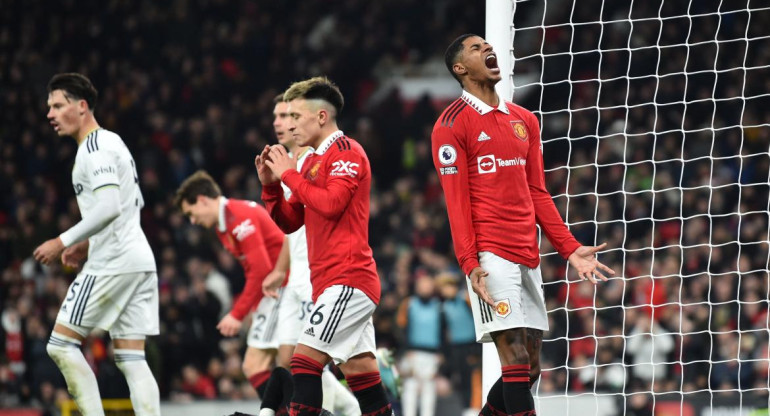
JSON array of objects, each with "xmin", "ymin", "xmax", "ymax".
[{"xmin": 485, "ymin": 1, "xmax": 770, "ymax": 414}]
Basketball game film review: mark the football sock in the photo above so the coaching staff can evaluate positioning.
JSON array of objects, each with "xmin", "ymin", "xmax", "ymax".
[
  {"xmin": 114, "ymin": 349, "xmax": 161, "ymax": 416},
  {"xmin": 250, "ymin": 369, "xmax": 272, "ymax": 398},
  {"xmin": 502, "ymin": 364, "xmax": 536, "ymax": 416},
  {"xmin": 47, "ymin": 333, "xmax": 105, "ymax": 416},
  {"xmin": 260, "ymin": 367, "xmax": 294, "ymax": 414},
  {"xmin": 479, "ymin": 377, "xmax": 506, "ymax": 416},
  {"xmin": 322, "ymin": 367, "xmax": 360, "ymax": 415},
  {"xmin": 289, "ymin": 354, "xmax": 324, "ymax": 416},
  {"xmin": 347, "ymin": 372, "xmax": 392, "ymax": 416}
]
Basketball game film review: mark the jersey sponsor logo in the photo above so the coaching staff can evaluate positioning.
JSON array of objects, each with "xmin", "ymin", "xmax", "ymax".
[
  {"xmin": 304, "ymin": 327, "xmax": 315, "ymax": 337},
  {"xmin": 478, "ymin": 131, "xmax": 492, "ymax": 141},
  {"xmin": 232, "ymin": 219, "xmax": 256, "ymax": 241},
  {"xmin": 478, "ymin": 154, "xmax": 527, "ymax": 174},
  {"xmin": 495, "ymin": 299, "xmax": 511, "ymax": 318},
  {"xmin": 477, "ymin": 155, "xmax": 497, "ymax": 174},
  {"xmin": 440, "ymin": 166, "xmax": 458, "ymax": 175},
  {"xmin": 92, "ymin": 165, "xmax": 116, "ymax": 177},
  {"xmin": 511, "ymin": 121, "xmax": 528, "ymax": 141},
  {"xmin": 330, "ymin": 160, "xmax": 360, "ymax": 177},
  {"xmin": 438, "ymin": 144, "xmax": 457, "ymax": 165}
]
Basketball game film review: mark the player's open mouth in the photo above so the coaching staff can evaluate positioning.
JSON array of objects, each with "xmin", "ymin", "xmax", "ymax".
[
  {"xmin": 51, "ymin": 121, "xmax": 59, "ymax": 131},
  {"xmin": 485, "ymin": 54, "xmax": 499, "ymax": 72}
]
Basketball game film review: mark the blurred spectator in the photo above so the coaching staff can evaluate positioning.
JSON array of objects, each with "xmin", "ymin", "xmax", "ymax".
[{"xmin": 397, "ymin": 275, "xmax": 442, "ymax": 416}]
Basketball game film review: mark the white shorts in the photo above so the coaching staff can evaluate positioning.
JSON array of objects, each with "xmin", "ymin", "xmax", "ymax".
[
  {"xmin": 297, "ymin": 285, "xmax": 377, "ymax": 364},
  {"xmin": 276, "ymin": 281, "xmax": 314, "ymax": 346},
  {"xmin": 468, "ymin": 252, "xmax": 549, "ymax": 343},
  {"xmin": 57, "ymin": 271, "xmax": 159, "ymax": 338},
  {"xmin": 246, "ymin": 290, "xmax": 282, "ymax": 349}
]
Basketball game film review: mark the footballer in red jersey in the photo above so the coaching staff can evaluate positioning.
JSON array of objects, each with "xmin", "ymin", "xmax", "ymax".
[
  {"xmin": 257, "ymin": 77, "xmax": 393, "ymax": 416},
  {"xmin": 432, "ymin": 34, "xmax": 615, "ymax": 416},
  {"xmin": 175, "ymin": 170, "xmax": 286, "ymax": 400}
]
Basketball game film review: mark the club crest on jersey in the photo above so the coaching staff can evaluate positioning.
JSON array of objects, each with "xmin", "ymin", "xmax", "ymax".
[
  {"xmin": 232, "ymin": 219, "xmax": 256, "ymax": 241},
  {"xmin": 511, "ymin": 121, "xmax": 528, "ymax": 141},
  {"xmin": 308, "ymin": 161, "xmax": 322, "ymax": 180},
  {"xmin": 330, "ymin": 160, "xmax": 359, "ymax": 177},
  {"xmin": 438, "ymin": 145, "xmax": 457, "ymax": 165},
  {"xmin": 495, "ymin": 299, "xmax": 511, "ymax": 318},
  {"xmin": 477, "ymin": 154, "xmax": 496, "ymax": 174}
]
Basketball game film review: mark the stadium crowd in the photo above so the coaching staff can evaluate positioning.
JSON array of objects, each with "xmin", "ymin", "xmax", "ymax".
[{"xmin": 0, "ymin": 0, "xmax": 768, "ymax": 415}]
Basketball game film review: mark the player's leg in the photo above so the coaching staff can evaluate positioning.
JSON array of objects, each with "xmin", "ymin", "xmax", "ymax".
[
  {"xmin": 47, "ymin": 322, "xmax": 104, "ymax": 416},
  {"xmin": 48, "ymin": 273, "xmax": 106, "ymax": 416},
  {"xmin": 289, "ymin": 342, "xmax": 332, "ymax": 416},
  {"xmin": 244, "ymin": 346, "xmax": 277, "ymax": 397},
  {"xmin": 492, "ymin": 328, "xmax": 535, "ymax": 415},
  {"xmin": 471, "ymin": 253, "xmax": 545, "ymax": 416},
  {"xmin": 246, "ymin": 293, "xmax": 282, "ymax": 397},
  {"xmin": 339, "ymin": 352, "xmax": 392, "ymax": 416},
  {"xmin": 109, "ymin": 272, "xmax": 161, "ymax": 416},
  {"xmin": 414, "ymin": 351, "xmax": 439, "ymax": 416},
  {"xmin": 526, "ymin": 328, "xmax": 543, "ymax": 388},
  {"xmin": 112, "ymin": 338, "xmax": 160, "ymax": 416},
  {"xmin": 321, "ymin": 365, "xmax": 361, "ymax": 416}
]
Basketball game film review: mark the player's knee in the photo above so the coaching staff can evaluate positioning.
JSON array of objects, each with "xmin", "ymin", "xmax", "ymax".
[{"xmin": 47, "ymin": 334, "xmax": 82, "ymax": 364}]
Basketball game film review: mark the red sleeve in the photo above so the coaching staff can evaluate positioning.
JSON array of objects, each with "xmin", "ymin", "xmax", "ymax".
[
  {"xmin": 228, "ymin": 205, "xmax": 274, "ymax": 320},
  {"xmin": 281, "ymin": 150, "xmax": 360, "ymax": 219},
  {"xmin": 431, "ymin": 124, "xmax": 479, "ymax": 276},
  {"xmin": 262, "ymin": 183, "xmax": 305, "ymax": 233},
  {"xmin": 524, "ymin": 112, "xmax": 581, "ymax": 259}
]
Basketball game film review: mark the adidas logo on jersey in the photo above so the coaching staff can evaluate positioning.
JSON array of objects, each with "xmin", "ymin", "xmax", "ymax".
[
  {"xmin": 478, "ymin": 131, "xmax": 491, "ymax": 141},
  {"xmin": 304, "ymin": 327, "xmax": 315, "ymax": 337}
]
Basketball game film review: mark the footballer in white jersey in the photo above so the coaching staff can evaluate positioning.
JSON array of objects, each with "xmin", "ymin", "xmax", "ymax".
[{"xmin": 35, "ymin": 73, "xmax": 160, "ymax": 416}]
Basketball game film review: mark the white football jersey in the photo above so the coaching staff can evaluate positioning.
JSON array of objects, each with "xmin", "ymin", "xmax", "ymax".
[
  {"xmin": 69, "ymin": 128, "xmax": 156, "ymax": 275},
  {"xmin": 281, "ymin": 148, "xmax": 312, "ymax": 288}
]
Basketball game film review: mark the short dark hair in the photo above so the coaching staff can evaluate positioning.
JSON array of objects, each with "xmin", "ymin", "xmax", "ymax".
[
  {"xmin": 445, "ymin": 34, "xmax": 477, "ymax": 86},
  {"xmin": 283, "ymin": 77, "xmax": 344, "ymax": 116},
  {"xmin": 47, "ymin": 73, "xmax": 98, "ymax": 110},
  {"xmin": 273, "ymin": 92, "xmax": 285, "ymax": 104},
  {"xmin": 174, "ymin": 170, "xmax": 222, "ymax": 209}
]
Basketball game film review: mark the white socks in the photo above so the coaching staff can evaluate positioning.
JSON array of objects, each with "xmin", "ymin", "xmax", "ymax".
[
  {"xmin": 114, "ymin": 349, "xmax": 160, "ymax": 416},
  {"xmin": 47, "ymin": 334, "xmax": 105, "ymax": 416},
  {"xmin": 321, "ymin": 368, "xmax": 361, "ymax": 416}
]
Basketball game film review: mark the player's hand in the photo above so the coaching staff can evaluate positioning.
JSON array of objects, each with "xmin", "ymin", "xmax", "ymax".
[
  {"xmin": 255, "ymin": 145, "xmax": 279, "ymax": 185},
  {"xmin": 216, "ymin": 313, "xmax": 243, "ymax": 337},
  {"xmin": 33, "ymin": 237, "xmax": 66, "ymax": 265},
  {"xmin": 61, "ymin": 240, "xmax": 89, "ymax": 269},
  {"xmin": 263, "ymin": 269, "xmax": 286, "ymax": 298},
  {"xmin": 567, "ymin": 242, "xmax": 616, "ymax": 284},
  {"xmin": 265, "ymin": 145, "xmax": 296, "ymax": 179},
  {"xmin": 468, "ymin": 267, "xmax": 494, "ymax": 307}
]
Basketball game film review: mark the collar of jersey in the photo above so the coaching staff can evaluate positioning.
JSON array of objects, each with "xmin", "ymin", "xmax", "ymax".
[
  {"xmin": 312, "ymin": 130, "xmax": 345, "ymax": 156},
  {"xmin": 461, "ymin": 90, "xmax": 509, "ymax": 115},
  {"xmin": 217, "ymin": 196, "xmax": 228, "ymax": 233}
]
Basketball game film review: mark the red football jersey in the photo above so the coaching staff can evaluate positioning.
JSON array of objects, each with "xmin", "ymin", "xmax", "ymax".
[
  {"xmin": 431, "ymin": 90, "xmax": 581, "ymax": 275},
  {"xmin": 216, "ymin": 198, "xmax": 285, "ymax": 320},
  {"xmin": 262, "ymin": 131, "xmax": 380, "ymax": 304}
]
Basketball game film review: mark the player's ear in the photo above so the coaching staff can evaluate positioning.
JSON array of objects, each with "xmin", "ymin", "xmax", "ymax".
[
  {"xmin": 317, "ymin": 108, "xmax": 328, "ymax": 126},
  {"xmin": 78, "ymin": 99, "xmax": 88, "ymax": 116},
  {"xmin": 452, "ymin": 62, "xmax": 467, "ymax": 78}
]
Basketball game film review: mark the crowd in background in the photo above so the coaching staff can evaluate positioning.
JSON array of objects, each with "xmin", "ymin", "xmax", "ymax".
[{"xmin": 1, "ymin": 0, "xmax": 768, "ymax": 415}]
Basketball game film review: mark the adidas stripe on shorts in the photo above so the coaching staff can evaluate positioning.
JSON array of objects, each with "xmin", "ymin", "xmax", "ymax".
[
  {"xmin": 297, "ymin": 284, "xmax": 377, "ymax": 364},
  {"xmin": 56, "ymin": 271, "xmax": 159, "ymax": 338},
  {"xmin": 467, "ymin": 251, "xmax": 549, "ymax": 343},
  {"xmin": 247, "ymin": 289, "xmax": 282, "ymax": 349}
]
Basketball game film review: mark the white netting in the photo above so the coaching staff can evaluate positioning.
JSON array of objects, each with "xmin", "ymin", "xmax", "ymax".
[{"xmin": 498, "ymin": 0, "xmax": 770, "ymax": 414}]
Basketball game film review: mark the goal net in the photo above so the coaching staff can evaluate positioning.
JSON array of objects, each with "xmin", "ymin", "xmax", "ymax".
[{"xmin": 487, "ymin": 0, "xmax": 770, "ymax": 414}]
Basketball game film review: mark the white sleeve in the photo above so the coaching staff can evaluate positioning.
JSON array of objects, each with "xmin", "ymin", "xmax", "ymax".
[
  {"xmin": 59, "ymin": 186, "xmax": 121, "ymax": 247},
  {"xmin": 59, "ymin": 147, "xmax": 122, "ymax": 247}
]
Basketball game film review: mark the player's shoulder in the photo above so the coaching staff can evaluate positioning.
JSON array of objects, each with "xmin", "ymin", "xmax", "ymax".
[
  {"xmin": 434, "ymin": 97, "xmax": 472, "ymax": 131},
  {"xmin": 82, "ymin": 129, "xmax": 124, "ymax": 154},
  {"xmin": 326, "ymin": 135, "xmax": 366, "ymax": 159},
  {"xmin": 228, "ymin": 198, "xmax": 266, "ymax": 214},
  {"xmin": 506, "ymin": 101, "xmax": 538, "ymax": 123}
]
